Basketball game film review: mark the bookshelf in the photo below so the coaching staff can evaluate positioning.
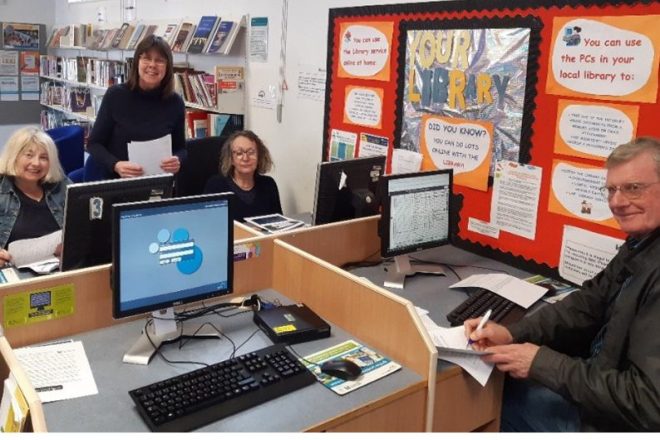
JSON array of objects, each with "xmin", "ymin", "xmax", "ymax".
[{"xmin": 40, "ymin": 17, "xmax": 247, "ymax": 134}]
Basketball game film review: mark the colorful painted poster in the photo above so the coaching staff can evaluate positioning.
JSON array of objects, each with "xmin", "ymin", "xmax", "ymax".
[
  {"xmin": 329, "ymin": 128, "xmax": 358, "ymax": 161},
  {"xmin": 548, "ymin": 160, "xmax": 618, "ymax": 229},
  {"xmin": 419, "ymin": 115, "xmax": 492, "ymax": 191},
  {"xmin": 554, "ymin": 99, "xmax": 638, "ymax": 160},
  {"xmin": 2, "ymin": 23, "xmax": 39, "ymax": 50},
  {"xmin": 338, "ymin": 22, "xmax": 393, "ymax": 81},
  {"xmin": 343, "ymin": 85, "xmax": 384, "ymax": 129},
  {"xmin": 547, "ymin": 15, "xmax": 660, "ymax": 103},
  {"xmin": 401, "ymin": 24, "xmax": 532, "ymax": 173},
  {"xmin": 19, "ymin": 51, "xmax": 39, "ymax": 75}
]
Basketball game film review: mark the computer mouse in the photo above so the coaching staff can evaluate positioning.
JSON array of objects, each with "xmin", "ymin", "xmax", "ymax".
[{"xmin": 320, "ymin": 359, "xmax": 362, "ymax": 381}]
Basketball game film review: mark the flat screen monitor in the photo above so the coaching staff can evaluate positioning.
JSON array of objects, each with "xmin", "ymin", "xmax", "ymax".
[
  {"xmin": 380, "ymin": 169, "xmax": 453, "ymax": 288},
  {"xmin": 60, "ymin": 174, "xmax": 174, "ymax": 271},
  {"xmin": 112, "ymin": 193, "xmax": 233, "ymax": 364},
  {"xmin": 312, "ymin": 156, "xmax": 386, "ymax": 226}
]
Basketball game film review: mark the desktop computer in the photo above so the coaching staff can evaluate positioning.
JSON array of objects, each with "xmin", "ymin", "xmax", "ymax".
[
  {"xmin": 312, "ymin": 156, "xmax": 386, "ymax": 226},
  {"xmin": 379, "ymin": 169, "xmax": 453, "ymax": 288},
  {"xmin": 112, "ymin": 192, "xmax": 234, "ymax": 364},
  {"xmin": 60, "ymin": 174, "xmax": 174, "ymax": 271}
]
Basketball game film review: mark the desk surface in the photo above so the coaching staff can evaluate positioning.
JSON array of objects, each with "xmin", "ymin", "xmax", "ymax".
[
  {"xmin": 41, "ymin": 289, "xmax": 423, "ymax": 432},
  {"xmin": 350, "ymin": 244, "xmax": 532, "ymax": 329}
]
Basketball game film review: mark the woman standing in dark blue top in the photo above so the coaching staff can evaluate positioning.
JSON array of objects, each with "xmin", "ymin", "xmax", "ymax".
[
  {"xmin": 204, "ymin": 130, "xmax": 282, "ymax": 221},
  {"xmin": 87, "ymin": 35, "xmax": 185, "ymax": 178}
]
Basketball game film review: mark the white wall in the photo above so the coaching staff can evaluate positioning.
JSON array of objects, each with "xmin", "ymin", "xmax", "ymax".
[
  {"xmin": 0, "ymin": 0, "xmax": 55, "ymax": 147},
  {"xmin": 45, "ymin": 0, "xmax": 433, "ymax": 214}
]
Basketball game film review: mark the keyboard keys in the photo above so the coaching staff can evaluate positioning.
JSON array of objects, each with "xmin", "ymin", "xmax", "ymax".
[
  {"xmin": 446, "ymin": 288, "xmax": 525, "ymax": 326},
  {"xmin": 128, "ymin": 343, "xmax": 316, "ymax": 432}
]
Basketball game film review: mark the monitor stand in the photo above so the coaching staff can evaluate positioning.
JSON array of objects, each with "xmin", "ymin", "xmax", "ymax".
[
  {"xmin": 384, "ymin": 254, "xmax": 445, "ymax": 289},
  {"xmin": 123, "ymin": 308, "xmax": 221, "ymax": 365}
]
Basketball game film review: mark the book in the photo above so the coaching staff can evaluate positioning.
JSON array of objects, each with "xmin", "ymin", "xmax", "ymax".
[
  {"xmin": 171, "ymin": 22, "xmax": 195, "ymax": 53},
  {"xmin": 208, "ymin": 113, "xmax": 230, "ymax": 136},
  {"xmin": 59, "ymin": 25, "xmax": 74, "ymax": 48},
  {"xmin": 524, "ymin": 275, "xmax": 579, "ymax": 304},
  {"xmin": 111, "ymin": 23, "xmax": 134, "ymax": 49},
  {"xmin": 184, "ymin": 109, "xmax": 210, "ymax": 139},
  {"xmin": 160, "ymin": 23, "xmax": 180, "ymax": 46},
  {"xmin": 187, "ymin": 16, "xmax": 220, "ymax": 54},
  {"xmin": 206, "ymin": 20, "xmax": 238, "ymax": 54},
  {"xmin": 100, "ymin": 28, "xmax": 119, "ymax": 50},
  {"xmin": 125, "ymin": 23, "xmax": 145, "ymax": 51},
  {"xmin": 301, "ymin": 340, "xmax": 401, "ymax": 396},
  {"xmin": 192, "ymin": 119, "xmax": 208, "ymax": 138}
]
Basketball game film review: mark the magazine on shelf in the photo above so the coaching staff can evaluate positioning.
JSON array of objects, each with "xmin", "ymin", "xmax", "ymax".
[
  {"xmin": 244, "ymin": 214, "xmax": 305, "ymax": 233},
  {"xmin": 301, "ymin": 340, "xmax": 401, "ymax": 396},
  {"xmin": 187, "ymin": 16, "xmax": 220, "ymax": 54}
]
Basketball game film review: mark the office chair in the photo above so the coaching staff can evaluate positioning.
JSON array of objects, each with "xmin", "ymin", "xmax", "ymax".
[
  {"xmin": 175, "ymin": 135, "xmax": 227, "ymax": 196},
  {"xmin": 46, "ymin": 125, "xmax": 85, "ymax": 175},
  {"xmin": 67, "ymin": 154, "xmax": 110, "ymax": 183}
]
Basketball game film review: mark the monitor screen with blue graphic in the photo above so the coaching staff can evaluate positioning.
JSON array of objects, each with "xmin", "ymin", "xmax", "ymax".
[{"xmin": 112, "ymin": 193, "xmax": 233, "ymax": 319}]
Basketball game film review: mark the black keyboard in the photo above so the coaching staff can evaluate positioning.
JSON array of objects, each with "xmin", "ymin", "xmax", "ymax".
[
  {"xmin": 446, "ymin": 288, "xmax": 526, "ymax": 327},
  {"xmin": 129, "ymin": 343, "xmax": 316, "ymax": 432}
]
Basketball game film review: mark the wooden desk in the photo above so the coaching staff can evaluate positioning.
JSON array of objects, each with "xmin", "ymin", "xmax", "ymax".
[
  {"xmin": 274, "ymin": 216, "xmax": 530, "ymax": 432},
  {"xmin": 0, "ymin": 234, "xmax": 433, "ymax": 432}
]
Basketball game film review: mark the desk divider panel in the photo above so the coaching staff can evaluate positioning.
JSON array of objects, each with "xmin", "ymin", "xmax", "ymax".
[
  {"xmin": 271, "ymin": 239, "xmax": 436, "ymax": 432},
  {"xmin": 233, "ymin": 221, "xmax": 262, "ymax": 240}
]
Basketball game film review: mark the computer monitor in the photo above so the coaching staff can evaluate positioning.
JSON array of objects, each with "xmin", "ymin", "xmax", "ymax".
[
  {"xmin": 112, "ymin": 193, "xmax": 233, "ymax": 365},
  {"xmin": 312, "ymin": 156, "xmax": 386, "ymax": 226},
  {"xmin": 380, "ymin": 169, "xmax": 453, "ymax": 288},
  {"xmin": 60, "ymin": 174, "xmax": 174, "ymax": 271}
]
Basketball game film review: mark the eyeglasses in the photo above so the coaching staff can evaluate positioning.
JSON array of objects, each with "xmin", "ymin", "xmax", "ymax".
[
  {"xmin": 139, "ymin": 55, "xmax": 167, "ymax": 66},
  {"xmin": 232, "ymin": 149, "xmax": 257, "ymax": 160},
  {"xmin": 599, "ymin": 182, "xmax": 659, "ymax": 200}
]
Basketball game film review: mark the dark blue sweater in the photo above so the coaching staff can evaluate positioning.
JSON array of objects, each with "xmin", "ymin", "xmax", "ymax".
[
  {"xmin": 87, "ymin": 84, "xmax": 186, "ymax": 177},
  {"xmin": 204, "ymin": 174, "xmax": 282, "ymax": 222}
]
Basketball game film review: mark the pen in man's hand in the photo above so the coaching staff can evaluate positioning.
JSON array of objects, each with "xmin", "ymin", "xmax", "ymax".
[{"xmin": 467, "ymin": 309, "xmax": 492, "ymax": 348}]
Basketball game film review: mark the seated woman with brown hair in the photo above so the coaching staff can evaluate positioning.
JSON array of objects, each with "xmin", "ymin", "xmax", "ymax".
[
  {"xmin": 0, "ymin": 126, "xmax": 69, "ymax": 265},
  {"xmin": 204, "ymin": 130, "xmax": 282, "ymax": 221}
]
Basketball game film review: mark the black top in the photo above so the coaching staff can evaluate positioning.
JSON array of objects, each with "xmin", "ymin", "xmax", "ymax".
[
  {"xmin": 87, "ymin": 83, "xmax": 186, "ymax": 177},
  {"xmin": 204, "ymin": 174, "xmax": 282, "ymax": 222},
  {"xmin": 6, "ymin": 187, "xmax": 60, "ymax": 247}
]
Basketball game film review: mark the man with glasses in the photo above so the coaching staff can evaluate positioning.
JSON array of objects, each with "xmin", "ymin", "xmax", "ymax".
[{"xmin": 465, "ymin": 137, "xmax": 660, "ymax": 431}]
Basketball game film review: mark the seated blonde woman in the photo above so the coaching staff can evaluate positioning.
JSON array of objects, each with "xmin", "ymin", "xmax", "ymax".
[{"xmin": 0, "ymin": 126, "xmax": 70, "ymax": 265}]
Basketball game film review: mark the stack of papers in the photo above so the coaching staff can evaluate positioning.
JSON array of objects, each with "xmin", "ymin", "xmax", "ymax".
[
  {"xmin": 7, "ymin": 230, "xmax": 61, "ymax": 274},
  {"xmin": 244, "ymin": 214, "xmax": 305, "ymax": 233}
]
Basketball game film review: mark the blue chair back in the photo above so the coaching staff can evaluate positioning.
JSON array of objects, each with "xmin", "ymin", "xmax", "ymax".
[
  {"xmin": 67, "ymin": 154, "xmax": 110, "ymax": 183},
  {"xmin": 46, "ymin": 125, "xmax": 85, "ymax": 175}
]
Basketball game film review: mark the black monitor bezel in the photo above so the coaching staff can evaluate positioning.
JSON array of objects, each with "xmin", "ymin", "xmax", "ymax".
[
  {"xmin": 61, "ymin": 174, "xmax": 174, "ymax": 272},
  {"xmin": 312, "ymin": 155, "xmax": 386, "ymax": 226},
  {"xmin": 111, "ymin": 192, "xmax": 234, "ymax": 319},
  {"xmin": 380, "ymin": 169, "xmax": 453, "ymax": 258}
]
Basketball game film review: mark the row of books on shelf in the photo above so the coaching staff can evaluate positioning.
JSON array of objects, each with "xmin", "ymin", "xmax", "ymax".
[
  {"xmin": 40, "ymin": 55, "xmax": 130, "ymax": 89},
  {"xmin": 40, "ymin": 82, "xmax": 98, "ymax": 116},
  {"xmin": 185, "ymin": 110, "xmax": 237, "ymax": 139},
  {"xmin": 175, "ymin": 66, "xmax": 244, "ymax": 110},
  {"xmin": 48, "ymin": 16, "xmax": 242, "ymax": 55}
]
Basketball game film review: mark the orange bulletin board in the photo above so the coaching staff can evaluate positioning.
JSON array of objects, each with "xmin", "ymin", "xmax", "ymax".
[{"xmin": 322, "ymin": 0, "xmax": 660, "ymax": 276}]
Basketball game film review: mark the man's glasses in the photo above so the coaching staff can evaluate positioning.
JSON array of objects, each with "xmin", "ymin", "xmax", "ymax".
[
  {"xmin": 232, "ymin": 149, "xmax": 257, "ymax": 160},
  {"xmin": 599, "ymin": 182, "xmax": 659, "ymax": 200}
]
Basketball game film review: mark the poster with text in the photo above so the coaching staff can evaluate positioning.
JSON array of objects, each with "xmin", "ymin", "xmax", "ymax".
[
  {"xmin": 343, "ymin": 85, "xmax": 384, "ymax": 129},
  {"xmin": 548, "ymin": 160, "xmax": 618, "ymax": 229},
  {"xmin": 547, "ymin": 15, "xmax": 660, "ymax": 103},
  {"xmin": 419, "ymin": 115, "xmax": 492, "ymax": 191},
  {"xmin": 554, "ymin": 99, "xmax": 638, "ymax": 160},
  {"xmin": 338, "ymin": 22, "xmax": 393, "ymax": 81},
  {"xmin": 490, "ymin": 160, "xmax": 542, "ymax": 240},
  {"xmin": 329, "ymin": 129, "xmax": 358, "ymax": 161},
  {"xmin": 559, "ymin": 225, "xmax": 624, "ymax": 285},
  {"xmin": 401, "ymin": 23, "xmax": 532, "ymax": 173},
  {"xmin": 358, "ymin": 133, "xmax": 389, "ymax": 158}
]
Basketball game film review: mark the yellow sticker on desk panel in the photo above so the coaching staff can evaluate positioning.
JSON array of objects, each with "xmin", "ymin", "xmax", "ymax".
[
  {"xmin": 273, "ymin": 324, "xmax": 296, "ymax": 334},
  {"xmin": 3, "ymin": 284, "xmax": 75, "ymax": 328}
]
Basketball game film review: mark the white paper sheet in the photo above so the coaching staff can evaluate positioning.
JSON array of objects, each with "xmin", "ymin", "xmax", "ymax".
[
  {"xmin": 559, "ymin": 225, "xmax": 624, "ymax": 285},
  {"xmin": 490, "ymin": 160, "xmax": 542, "ymax": 240},
  {"xmin": 14, "ymin": 340, "xmax": 98, "ymax": 403},
  {"xmin": 7, "ymin": 230, "xmax": 61, "ymax": 268},
  {"xmin": 416, "ymin": 310, "xmax": 494, "ymax": 386},
  {"xmin": 127, "ymin": 134, "xmax": 172, "ymax": 175},
  {"xmin": 450, "ymin": 273, "xmax": 548, "ymax": 309},
  {"xmin": 391, "ymin": 148, "xmax": 422, "ymax": 174}
]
